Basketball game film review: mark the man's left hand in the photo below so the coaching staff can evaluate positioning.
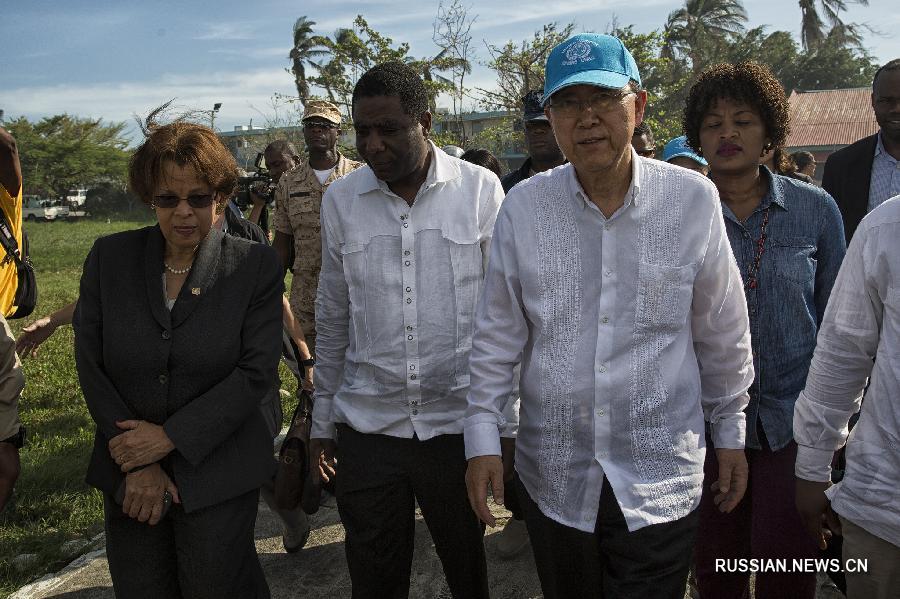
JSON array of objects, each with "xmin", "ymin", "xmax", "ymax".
[
  {"xmin": 796, "ymin": 478, "xmax": 841, "ymax": 550},
  {"xmin": 465, "ymin": 455, "xmax": 504, "ymax": 527},
  {"xmin": 712, "ymin": 448, "xmax": 748, "ymax": 513},
  {"xmin": 301, "ymin": 364, "xmax": 315, "ymax": 393},
  {"xmin": 109, "ymin": 420, "xmax": 175, "ymax": 472}
]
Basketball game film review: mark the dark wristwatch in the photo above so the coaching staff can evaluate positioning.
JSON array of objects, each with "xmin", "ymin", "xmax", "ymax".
[
  {"xmin": 1, "ymin": 425, "xmax": 26, "ymax": 449},
  {"xmin": 300, "ymin": 358, "xmax": 316, "ymax": 368}
]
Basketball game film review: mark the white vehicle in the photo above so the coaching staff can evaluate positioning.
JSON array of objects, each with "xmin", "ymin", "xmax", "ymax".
[
  {"xmin": 23, "ymin": 196, "xmax": 70, "ymax": 221},
  {"xmin": 66, "ymin": 188, "xmax": 88, "ymax": 206}
]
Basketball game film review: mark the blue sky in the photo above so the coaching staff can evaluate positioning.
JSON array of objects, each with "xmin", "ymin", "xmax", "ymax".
[{"xmin": 3, "ymin": 0, "xmax": 897, "ymax": 143}]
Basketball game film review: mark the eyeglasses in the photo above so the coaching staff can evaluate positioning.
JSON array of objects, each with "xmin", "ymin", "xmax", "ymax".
[
  {"xmin": 303, "ymin": 121, "xmax": 339, "ymax": 131},
  {"xmin": 152, "ymin": 194, "xmax": 216, "ymax": 209},
  {"xmin": 549, "ymin": 90, "xmax": 635, "ymax": 117},
  {"xmin": 636, "ymin": 148, "xmax": 656, "ymax": 157}
]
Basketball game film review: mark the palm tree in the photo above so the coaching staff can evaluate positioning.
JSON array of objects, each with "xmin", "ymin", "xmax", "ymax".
[
  {"xmin": 798, "ymin": 0, "xmax": 869, "ymax": 51},
  {"xmin": 663, "ymin": 0, "xmax": 748, "ymax": 73},
  {"xmin": 288, "ymin": 16, "xmax": 328, "ymax": 102},
  {"xmin": 408, "ymin": 49, "xmax": 471, "ymax": 112}
]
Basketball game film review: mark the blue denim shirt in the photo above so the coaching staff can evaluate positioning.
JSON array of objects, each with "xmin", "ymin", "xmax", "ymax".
[{"xmin": 722, "ymin": 167, "xmax": 846, "ymax": 450}]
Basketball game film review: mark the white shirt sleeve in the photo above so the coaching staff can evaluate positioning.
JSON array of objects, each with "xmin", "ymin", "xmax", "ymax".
[
  {"xmin": 311, "ymin": 185, "xmax": 348, "ymax": 440},
  {"xmin": 690, "ymin": 195, "xmax": 754, "ymax": 449},
  {"xmin": 465, "ymin": 202, "xmax": 527, "ymax": 458},
  {"xmin": 794, "ymin": 227, "xmax": 875, "ymax": 482}
]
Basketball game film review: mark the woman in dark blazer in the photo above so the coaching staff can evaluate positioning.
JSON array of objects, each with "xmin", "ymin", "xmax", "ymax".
[{"xmin": 73, "ymin": 120, "xmax": 282, "ymax": 599}]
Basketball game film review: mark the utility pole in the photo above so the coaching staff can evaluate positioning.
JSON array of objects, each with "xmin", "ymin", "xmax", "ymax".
[{"xmin": 211, "ymin": 102, "xmax": 222, "ymax": 130}]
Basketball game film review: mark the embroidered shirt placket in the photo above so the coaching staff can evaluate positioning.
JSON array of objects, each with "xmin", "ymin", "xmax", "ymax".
[
  {"xmin": 592, "ymin": 198, "xmax": 616, "ymax": 467},
  {"xmin": 401, "ymin": 191, "xmax": 422, "ymax": 421}
]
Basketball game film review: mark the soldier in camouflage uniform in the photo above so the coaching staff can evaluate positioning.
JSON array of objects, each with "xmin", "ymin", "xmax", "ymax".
[{"xmin": 273, "ymin": 100, "xmax": 361, "ymax": 364}]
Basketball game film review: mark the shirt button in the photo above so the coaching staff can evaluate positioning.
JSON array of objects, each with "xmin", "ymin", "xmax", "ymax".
[
  {"xmin": 158, "ymin": 374, "xmax": 168, "ymax": 384},
  {"xmin": 406, "ymin": 298, "xmax": 412, "ymax": 304},
  {"xmin": 404, "ymin": 250, "xmax": 410, "ymax": 256},
  {"xmin": 601, "ymin": 317, "xmax": 609, "ymax": 324},
  {"xmin": 410, "ymin": 374, "xmax": 417, "ymax": 380},
  {"xmin": 406, "ymin": 325, "xmax": 413, "ymax": 331},
  {"xmin": 403, "ymin": 223, "xmax": 409, "ymax": 228},
  {"xmin": 411, "ymin": 400, "xmax": 418, "ymax": 406},
  {"xmin": 400, "ymin": 214, "xmax": 407, "ymax": 220},
  {"xmin": 161, "ymin": 330, "xmax": 171, "ymax": 340},
  {"xmin": 407, "ymin": 335, "xmax": 413, "ymax": 340},
  {"xmin": 599, "ymin": 365, "xmax": 607, "ymax": 373},
  {"xmin": 406, "ymin": 287, "xmax": 412, "ymax": 292},
  {"xmin": 410, "ymin": 365, "xmax": 416, "ymax": 370},
  {"xmin": 412, "ymin": 409, "xmax": 419, "ymax": 415},
  {"xmin": 405, "ymin": 261, "xmax": 411, "ymax": 266},
  {"xmin": 605, "ymin": 270, "xmax": 612, "ymax": 277},
  {"xmin": 597, "ymin": 409, "xmax": 605, "ymax": 416}
]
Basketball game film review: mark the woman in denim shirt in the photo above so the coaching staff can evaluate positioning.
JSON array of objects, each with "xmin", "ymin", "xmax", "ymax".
[{"xmin": 683, "ymin": 62, "xmax": 846, "ymax": 599}]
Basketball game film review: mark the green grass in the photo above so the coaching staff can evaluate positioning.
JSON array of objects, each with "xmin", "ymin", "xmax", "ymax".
[{"xmin": 1, "ymin": 218, "xmax": 298, "ymax": 597}]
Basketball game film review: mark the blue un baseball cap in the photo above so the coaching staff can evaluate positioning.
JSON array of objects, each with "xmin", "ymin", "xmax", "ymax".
[
  {"xmin": 543, "ymin": 34, "xmax": 641, "ymax": 105},
  {"xmin": 662, "ymin": 136, "xmax": 708, "ymax": 166}
]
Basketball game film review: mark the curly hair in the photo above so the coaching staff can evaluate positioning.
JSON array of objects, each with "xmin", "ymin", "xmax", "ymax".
[
  {"xmin": 352, "ymin": 61, "xmax": 429, "ymax": 118},
  {"xmin": 682, "ymin": 61, "xmax": 790, "ymax": 156},
  {"xmin": 129, "ymin": 118, "xmax": 238, "ymax": 208}
]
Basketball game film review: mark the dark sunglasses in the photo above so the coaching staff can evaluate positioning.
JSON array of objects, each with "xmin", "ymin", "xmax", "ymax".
[
  {"xmin": 152, "ymin": 194, "xmax": 216, "ymax": 209},
  {"xmin": 303, "ymin": 121, "xmax": 338, "ymax": 130}
]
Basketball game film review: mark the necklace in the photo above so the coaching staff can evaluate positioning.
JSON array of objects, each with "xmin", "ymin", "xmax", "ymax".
[
  {"xmin": 164, "ymin": 262, "xmax": 192, "ymax": 275},
  {"xmin": 744, "ymin": 207, "xmax": 770, "ymax": 291}
]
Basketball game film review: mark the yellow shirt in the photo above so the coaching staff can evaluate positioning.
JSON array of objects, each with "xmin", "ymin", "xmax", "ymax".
[{"xmin": 0, "ymin": 183, "xmax": 23, "ymax": 317}]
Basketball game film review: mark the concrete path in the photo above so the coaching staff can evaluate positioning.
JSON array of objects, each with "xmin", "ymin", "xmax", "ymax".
[{"xmin": 10, "ymin": 498, "xmax": 847, "ymax": 599}]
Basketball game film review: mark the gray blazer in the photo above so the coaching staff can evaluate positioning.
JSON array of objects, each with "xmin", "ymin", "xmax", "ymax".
[{"xmin": 73, "ymin": 225, "xmax": 282, "ymax": 512}]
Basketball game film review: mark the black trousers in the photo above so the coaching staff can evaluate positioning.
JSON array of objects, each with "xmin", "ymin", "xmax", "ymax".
[
  {"xmin": 517, "ymin": 474, "xmax": 697, "ymax": 599},
  {"xmin": 104, "ymin": 488, "xmax": 269, "ymax": 599},
  {"xmin": 335, "ymin": 424, "xmax": 489, "ymax": 599}
]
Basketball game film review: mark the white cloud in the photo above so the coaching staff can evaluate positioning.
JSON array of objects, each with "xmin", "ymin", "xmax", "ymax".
[
  {"xmin": 208, "ymin": 46, "xmax": 288, "ymax": 59},
  {"xmin": 3, "ymin": 68, "xmax": 299, "ymax": 142},
  {"xmin": 193, "ymin": 23, "xmax": 256, "ymax": 41}
]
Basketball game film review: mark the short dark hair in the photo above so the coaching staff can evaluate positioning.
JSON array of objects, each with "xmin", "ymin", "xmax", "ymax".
[
  {"xmin": 264, "ymin": 140, "xmax": 298, "ymax": 158},
  {"xmin": 791, "ymin": 150, "xmax": 815, "ymax": 171},
  {"xmin": 633, "ymin": 121, "xmax": 654, "ymax": 144},
  {"xmin": 129, "ymin": 120, "xmax": 237, "ymax": 207},
  {"xmin": 682, "ymin": 61, "xmax": 790, "ymax": 155},
  {"xmin": 352, "ymin": 62, "xmax": 429, "ymax": 118},
  {"xmin": 460, "ymin": 148, "xmax": 503, "ymax": 177},
  {"xmin": 873, "ymin": 58, "xmax": 900, "ymax": 90}
]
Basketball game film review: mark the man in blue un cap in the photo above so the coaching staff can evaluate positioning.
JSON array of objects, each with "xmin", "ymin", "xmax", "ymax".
[
  {"xmin": 663, "ymin": 135, "xmax": 709, "ymax": 175},
  {"xmin": 464, "ymin": 34, "xmax": 754, "ymax": 598}
]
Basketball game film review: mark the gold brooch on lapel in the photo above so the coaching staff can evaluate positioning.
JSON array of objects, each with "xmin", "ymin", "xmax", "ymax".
[{"xmin": 191, "ymin": 287, "xmax": 201, "ymax": 296}]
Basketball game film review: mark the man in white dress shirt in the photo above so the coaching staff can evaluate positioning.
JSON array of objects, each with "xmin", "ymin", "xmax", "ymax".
[
  {"xmin": 794, "ymin": 194, "xmax": 900, "ymax": 599},
  {"xmin": 309, "ymin": 62, "xmax": 504, "ymax": 599},
  {"xmin": 464, "ymin": 33, "xmax": 755, "ymax": 598}
]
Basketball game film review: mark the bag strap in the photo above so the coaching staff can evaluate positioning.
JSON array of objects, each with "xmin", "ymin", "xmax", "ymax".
[{"xmin": 0, "ymin": 208, "xmax": 24, "ymax": 269}]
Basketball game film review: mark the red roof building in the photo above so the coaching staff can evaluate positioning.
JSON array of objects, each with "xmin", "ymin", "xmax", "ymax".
[{"xmin": 786, "ymin": 88, "xmax": 879, "ymax": 179}]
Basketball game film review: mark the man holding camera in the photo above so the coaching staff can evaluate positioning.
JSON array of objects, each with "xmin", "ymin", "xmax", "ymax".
[{"xmin": 273, "ymin": 100, "xmax": 361, "ymax": 358}]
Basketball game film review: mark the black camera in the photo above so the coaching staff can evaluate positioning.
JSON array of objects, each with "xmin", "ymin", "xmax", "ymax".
[{"xmin": 235, "ymin": 152, "xmax": 277, "ymax": 210}]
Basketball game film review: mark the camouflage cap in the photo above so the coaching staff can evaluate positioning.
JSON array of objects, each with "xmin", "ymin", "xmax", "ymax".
[{"xmin": 302, "ymin": 100, "xmax": 342, "ymax": 125}]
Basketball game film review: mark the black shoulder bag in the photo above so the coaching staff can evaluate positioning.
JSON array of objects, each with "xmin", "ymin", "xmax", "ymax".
[{"xmin": 0, "ymin": 209, "xmax": 37, "ymax": 319}]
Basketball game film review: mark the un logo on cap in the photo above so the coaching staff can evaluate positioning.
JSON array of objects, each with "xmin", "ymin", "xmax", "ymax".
[{"xmin": 562, "ymin": 40, "xmax": 594, "ymax": 66}]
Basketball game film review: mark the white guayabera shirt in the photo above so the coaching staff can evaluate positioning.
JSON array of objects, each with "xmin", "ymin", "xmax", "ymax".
[
  {"xmin": 465, "ymin": 153, "xmax": 754, "ymax": 533},
  {"xmin": 311, "ymin": 142, "xmax": 508, "ymax": 441},
  {"xmin": 794, "ymin": 194, "xmax": 900, "ymax": 548}
]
